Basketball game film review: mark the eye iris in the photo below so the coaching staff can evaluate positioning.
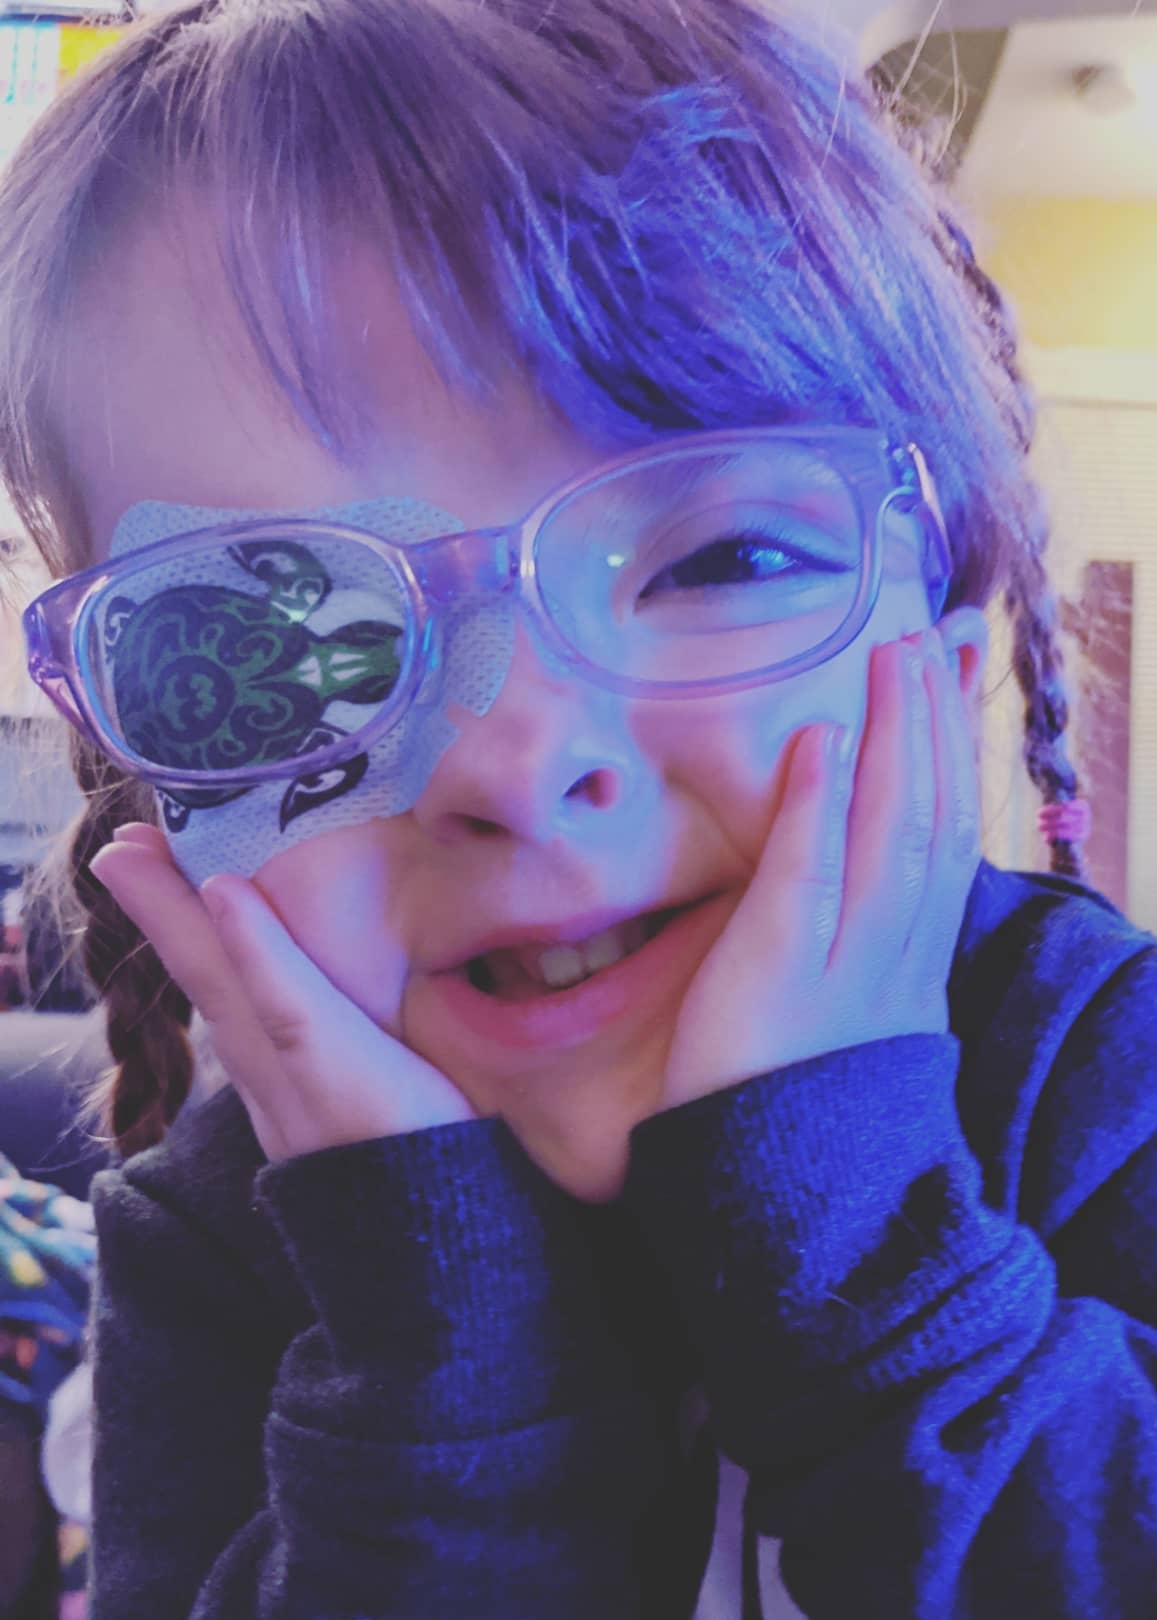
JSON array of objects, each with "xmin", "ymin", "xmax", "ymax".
[
  {"xmin": 640, "ymin": 535, "xmax": 788, "ymax": 600},
  {"xmin": 683, "ymin": 537, "xmax": 781, "ymax": 586}
]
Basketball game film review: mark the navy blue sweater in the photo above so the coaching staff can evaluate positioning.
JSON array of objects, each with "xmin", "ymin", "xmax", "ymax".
[{"xmin": 88, "ymin": 862, "xmax": 1157, "ymax": 1618}]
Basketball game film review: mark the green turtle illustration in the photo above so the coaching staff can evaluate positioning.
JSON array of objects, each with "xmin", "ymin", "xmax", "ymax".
[{"xmin": 103, "ymin": 538, "xmax": 404, "ymax": 832}]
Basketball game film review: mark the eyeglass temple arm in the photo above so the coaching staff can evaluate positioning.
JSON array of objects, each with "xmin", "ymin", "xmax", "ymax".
[{"xmin": 905, "ymin": 445, "xmax": 954, "ymax": 619}]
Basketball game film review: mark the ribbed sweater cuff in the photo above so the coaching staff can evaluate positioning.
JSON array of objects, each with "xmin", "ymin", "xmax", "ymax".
[
  {"xmin": 256, "ymin": 1117, "xmax": 629, "ymax": 1435},
  {"xmin": 624, "ymin": 1036, "xmax": 974, "ymax": 1367}
]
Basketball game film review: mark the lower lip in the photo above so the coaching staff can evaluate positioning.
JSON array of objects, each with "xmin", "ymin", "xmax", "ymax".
[{"xmin": 425, "ymin": 898, "xmax": 725, "ymax": 1053}]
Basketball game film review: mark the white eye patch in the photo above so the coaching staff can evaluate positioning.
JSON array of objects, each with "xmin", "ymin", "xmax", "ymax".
[{"xmin": 107, "ymin": 497, "xmax": 516, "ymax": 884}]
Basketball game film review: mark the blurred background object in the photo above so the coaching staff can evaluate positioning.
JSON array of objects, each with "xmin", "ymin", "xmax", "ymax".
[
  {"xmin": 948, "ymin": 9, "xmax": 1156, "ymax": 930},
  {"xmin": 0, "ymin": 3, "xmax": 131, "ymax": 170}
]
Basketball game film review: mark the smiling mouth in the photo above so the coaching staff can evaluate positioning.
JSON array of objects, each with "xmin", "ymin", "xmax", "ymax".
[{"xmin": 465, "ymin": 906, "xmax": 684, "ymax": 1001}]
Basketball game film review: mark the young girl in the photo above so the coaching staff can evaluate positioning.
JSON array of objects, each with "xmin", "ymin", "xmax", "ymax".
[{"xmin": 2, "ymin": 2, "xmax": 1155, "ymax": 1616}]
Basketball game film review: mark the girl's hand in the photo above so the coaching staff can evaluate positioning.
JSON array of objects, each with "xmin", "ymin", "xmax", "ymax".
[
  {"xmin": 89, "ymin": 830, "xmax": 474, "ymax": 1161},
  {"xmin": 663, "ymin": 630, "xmax": 980, "ymax": 1109}
]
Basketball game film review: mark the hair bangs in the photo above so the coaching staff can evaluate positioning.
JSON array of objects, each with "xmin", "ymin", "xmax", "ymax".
[{"xmin": 0, "ymin": 0, "xmax": 1035, "ymax": 612}]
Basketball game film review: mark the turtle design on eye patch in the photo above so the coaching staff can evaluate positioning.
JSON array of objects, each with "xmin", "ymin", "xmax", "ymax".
[{"xmin": 103, "ymin": 539, "xmax": 403, "ymax": 835}]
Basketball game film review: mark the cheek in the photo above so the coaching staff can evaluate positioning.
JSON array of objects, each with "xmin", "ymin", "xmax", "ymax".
[
  {"xmin": 635, "ymin": 642, "xmax": 873, "ymax": 855},
  {"xmin": 637, "ymin": 589, "xmax": 929, "ymax": 852},
  {"xmin": 634, "ymin": 578, "xmax": 939, "ymax": 862},
  {"xmin": 252, "ymin": 822, "xmax": 404, "ymax": 1024}
]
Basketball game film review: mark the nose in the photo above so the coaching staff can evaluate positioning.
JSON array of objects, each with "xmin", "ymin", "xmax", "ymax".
[{"xmin": 411, "ymin": 622, "xmax": 648, "ymax": 847}]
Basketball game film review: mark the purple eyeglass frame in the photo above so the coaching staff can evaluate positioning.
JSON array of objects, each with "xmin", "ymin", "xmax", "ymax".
[{"xmin": 22, "ymin": 425, "xmax": 953, "ymax": 794}]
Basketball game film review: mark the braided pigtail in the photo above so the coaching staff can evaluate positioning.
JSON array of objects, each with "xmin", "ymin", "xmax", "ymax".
[
  {"xmin": 937, "ymin": 217, "xmax": 1089, "ymax": 882},
  {"xmin": 70, "ymin": 738, "xmax": 194, "ymax": 1158},
  {"xmin": 1006, "ymin": 542, "xmax": 1088, "ymax": 882}
]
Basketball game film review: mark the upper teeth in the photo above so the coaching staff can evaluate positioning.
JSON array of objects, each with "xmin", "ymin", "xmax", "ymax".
[{"xmin": 525, "ymin": 918, "xmax": 648, "ymax": 989}]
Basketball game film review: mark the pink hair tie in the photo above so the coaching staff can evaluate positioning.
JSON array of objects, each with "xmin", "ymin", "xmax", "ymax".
[{"xmin": 1038, "ymin": 799, "xmax": 1092, "ymax": 846}]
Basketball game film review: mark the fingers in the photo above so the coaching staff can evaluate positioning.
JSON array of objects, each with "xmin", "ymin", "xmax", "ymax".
[
  {"xmin": 721, "ymin": 723, "xmax": 852, "ymax": 984},
  {"xmin": 87, "ymin": 841, "xmax": 290, "ymax": 1131},
  {"xmin": 841, "ymin": 635, "xmax": 936, "ymax": 931},
  {"xmin": 111, "ymin": 822, "xmax": 166, "ymax": 853},
  {"xmin": 89, "ymin": 842, "xmax": 250, "ymax": 1027},
  {"xmin": 91, "ymin": 845, "xmax": 471, "ymax": 1157},
  {"xmin": 911, "ymin": 630, "xmax": 981, "ymax": 968},
  {"xmin": 666, "ymin": 629, "xmax": 973, "ymax": 1106},
  {"xmin": 838, "ymin": 630, "xmax": 978, "ymax": 978},
  {"xmin": 200, "ymin": 875, "xmax": 350, "ymax": 1058},
  {"xmin": 92, "ymin": 842, "xmax": 358, "ymax": 1083},
  {"xmin": 927, "ymin": 633, "xmax": 982, "ymax": 870},
  {"xmin": 661, "ymin": 722, "xmax": 853, "ymax": 1102},
  {"xmin": 200, "ymin": 875, "xmax": 474, "ymax": 1145},
  {"xmin": 741, "ymin": 632, "xmax": 969, "ymax": 992}
]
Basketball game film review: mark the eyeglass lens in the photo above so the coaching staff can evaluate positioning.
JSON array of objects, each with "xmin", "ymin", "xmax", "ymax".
[{"xmin": 84, "ymin": 443, "xmax": 876, "ymax": 778}]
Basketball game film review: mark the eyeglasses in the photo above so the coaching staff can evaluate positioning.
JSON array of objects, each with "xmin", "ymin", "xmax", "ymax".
[{"xmin": 23, "ymin": 425, "xmax": 952, "ymax": 793}]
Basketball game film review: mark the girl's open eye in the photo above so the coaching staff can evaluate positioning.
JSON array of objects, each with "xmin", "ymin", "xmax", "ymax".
[{"xmin": 637, "ymin": 526, "xmax": 851, "ymax": 602}]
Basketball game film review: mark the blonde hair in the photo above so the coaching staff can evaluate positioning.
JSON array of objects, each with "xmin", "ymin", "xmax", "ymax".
[{"xmin": 0, "ymin": 0, "xmax": 1084, "ymax": 1154}]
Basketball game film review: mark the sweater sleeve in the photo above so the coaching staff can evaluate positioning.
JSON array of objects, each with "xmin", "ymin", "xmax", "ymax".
[
  {"xmin": 624, "ymin": 956, "xmax": 1157, "ymax": 1620},
  {"xmin": 90, "ymin": 1117, "xmax": 668, "ymax": 1620}
]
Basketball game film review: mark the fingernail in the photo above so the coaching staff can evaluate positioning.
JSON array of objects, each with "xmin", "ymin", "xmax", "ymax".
[
  {"xmin": 112, "ymin": 823, "xmax": 161, "ymax": 848},
  {"xmin": 826, "ymin": 724, "xmax": 853, "ymax": 773},
  {"xmin": 199, "ymin": 880, "xmax": 228, "ymax": 926},
  {"xmin": 926, "ymin": 630, "xmax": 949, "ymax": 669},
  {"xmin": 88, "ymin": 845, "xmax": 119, "ymax": 884},
  {"xmin": 88, "ymin": 844, "xmax": 140, "ymax": 907}
]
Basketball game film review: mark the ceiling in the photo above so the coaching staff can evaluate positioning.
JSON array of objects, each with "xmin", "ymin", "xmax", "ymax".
[
  {"xmin": 853, "ymin": 0, "xmax": 1147, "ymax": 63},
  {"xmin": 128, "ymin": 0, "xmax": 1149, "ymax": 49},
  {"xmin": 846, "ymin": 1, "xmax": 1157, "ymax": 200},
  {"xmin": 874, "ymin": 26, "xmax": 1010, "ymax": 158},
  {"xmin": 962, "ymin": 13, "xmax": 1157, "ymax": 197}
]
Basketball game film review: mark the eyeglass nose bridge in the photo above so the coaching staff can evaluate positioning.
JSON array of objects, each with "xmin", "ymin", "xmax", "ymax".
[
  {"xmin": 406, "ymin": 523, "xmax": 523, "ymax": 604},
  {"xmin": 403, "ymin": 521, "xmax": 589, "ymax": 696}
]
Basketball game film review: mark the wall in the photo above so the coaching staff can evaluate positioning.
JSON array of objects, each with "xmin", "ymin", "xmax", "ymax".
[
  {"xmin": 973, "ymin": 195, "xmax": 1157, "ymax": 927},
  {"xmin": 983, "ymin": 198, "xmax": 1157, "ymax": 349}
]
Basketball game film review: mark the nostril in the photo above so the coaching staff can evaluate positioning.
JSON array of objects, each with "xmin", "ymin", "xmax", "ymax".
[
  {"xmin": 461, "ymin": 814, "xmax": 507, "ymax": 839},
  {"xmin": 565, "ymin": 768, "xmax": 619, "ymax": 809}
]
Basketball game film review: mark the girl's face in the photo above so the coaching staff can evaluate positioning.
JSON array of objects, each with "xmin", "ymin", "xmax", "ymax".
[{"xmin": 64, "ymin": 225, "xmax": 985, "ymax": 1183}]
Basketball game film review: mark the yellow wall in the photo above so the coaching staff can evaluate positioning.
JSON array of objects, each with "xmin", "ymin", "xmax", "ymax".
[{"xmin": 982, "ymin": 197, "xmax": 1157, "ymax": 351}]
